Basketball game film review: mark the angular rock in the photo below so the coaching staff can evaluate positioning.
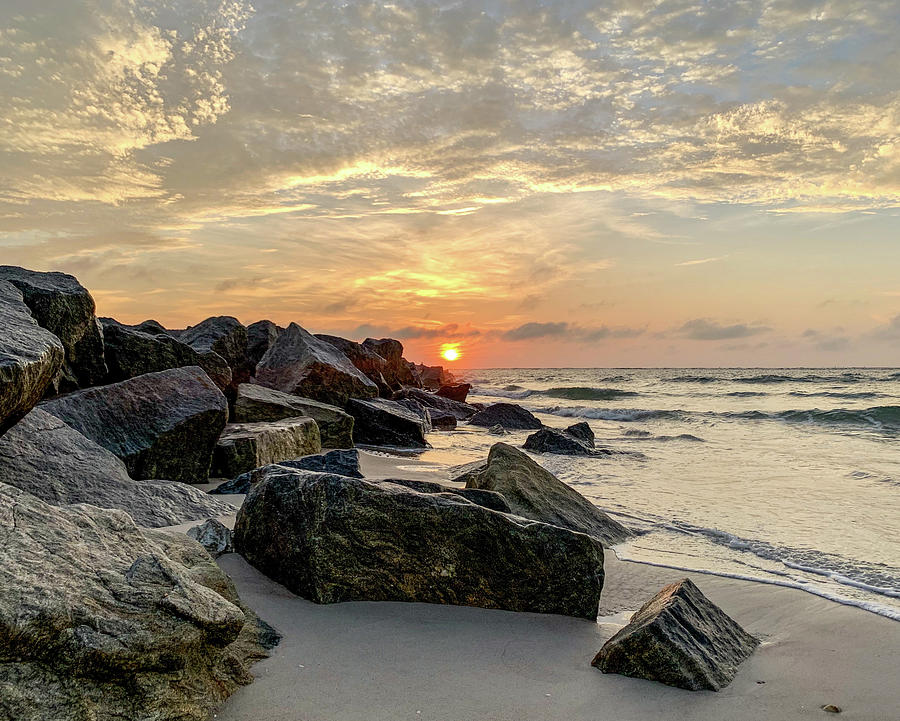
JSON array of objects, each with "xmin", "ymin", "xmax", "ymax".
[
  {"xmin": 40, "ymin": 366, "xmax": 228, "ymax": 483},
  {"xmin": 346, "ymin": 397, "xmax": 428, "ymax": 447},
  {"xmin": 465, "ymin": 443, "xmax": 632, "ymax": 545},
  {"xmin": 362, "ymin": 337, "xmax": 420, "ymax": 387},
  {"xmin": 255, "ymin": 323, "xmax": 378, "ymax": 406},
  {"xmin": 180, "ymin": 316, "xmax": 250, "ymax": 390},
  {"xmin": 488, "ymin": 423, "xmax": 509, "ymax": 435},
  {"xmin": 211, "ymin": 449, "xmax": 364, "ymax": 494},
  {"xmin": 0, "ymin": 483, "xmax": 275, "ymax": 721},
  {"xmin": 448, "ymin": 459, "xmax": 488, "ymax": 485},
  {"xmin": 246, "ymin": 320, "xmax": 281, "ymax": 369},
  {"xmin": 233, "ymin": 383, "xmax": 354, "ymax": 449},
  {"xmin": 592, "ymin": 578, "xmax": 759, "ymax": 691},
  {"xmin": 212, "ymin": 417, "xmax": 322, "ymax": 478},
  {"xmin": 187, "ymin": 518, "xmax": 234, "ymax": 558},
  {"xmin": 0, "ymin": 409, "xmax": 234, "ymax": 527},
  {"xmin": 0, "ymin": 266, "xmax": 107, "ymax": 392},
  {"xmin": 394, "ymin": 397, "xmax": 433, "ymax": 431},
  {"xmin": 395, "ymin": 386, "xmax": 477, "ymax": 420},
  {"xmin": 523, "ymin": 422, "xmax": 609, "ymax": 456},
  {"xmin": 100, "ymin": 317, "xmax": 233, "ymax": 392},
  {"xmin": 316, "ymin": 333, "xmax": 393, "ymax": 395},
  {"xmin": 468, "ymin": 402, "xmax": 542, "ymax": 430},
  {"xmin": 384, "ymin": 478, "xmax": 511, "ymax": 513},
  {"xmin": 437, "ymin": 382, "xmax": 471, "ymax": 402},
  {"xmin": 430, "ymin": 410, "xmax": 457, "ymax": 430},
  {"xmin": 0, "ymin": 281, "xmax": 64, "ymax": 436},
  {"xmin": 415, "ymin": 363, "xmax": 453, "ymax": 390},
  {"xmin": 234, "ymin": 467, "xmax": 605, "ymax": 618}
]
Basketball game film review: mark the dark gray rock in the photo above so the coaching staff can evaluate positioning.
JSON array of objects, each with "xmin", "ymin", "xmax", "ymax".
[
  {"xmin": 0, "ymin": 483, "xmax": 275, "ymax": 721},
  {"xmin": 395, "ymin": 386, "xmax": 477, "ymax": 420},
  {"xmin": 234, "ymin": 467, "xmax": 605, "ymax": 618},
  {"xmin": 361, "ymin": 337, "xmax": 420, "ymax": 387},
  {"xmin": 100, "ymin": 317, "xmax": 233, "ymax": 392},
  {"xmin": 187, "ymin": 518, "xmax": 234, "ymax": 558},
  {"xmin": 468, "ymin": 402, "xmax": 542, "ymax": 430},
  {"xmin": 430, "ymin": 410, "xmax": 457, "ymax": 430},
  {"xmin": 592, "ymin": 578, "xmax": 759, "ymax": 691},
  {"xmin": 40, "ymin": 366, "xmax": 228, "ymax": 483},
  {"xmin": 233, "ymin": 383, "xmax": 354, "ymax": 448},
  {"xmin": 211, "ymin": 449, "xmax": 363, "ymax": 494},
  {"xmin": 212, "ymin": 418, "xmax": 321, "ymax": 478},
  {"xmin": 393, "ymin": 397, "xmax": 433, "ymax": 431},
  {"xmin": 488, "ymin": 424, "xmax": 509, "ymax": 435},
  {"xmin": 415, "ymin": 363, "xmax": 453, "ymax": 390},
  {"xmin": 383, "ymin": 478, "xmax": 511, "ymax": 513},
  {"xmin": 0, "ymin": 409, "xmax": 234, "ymax": 527},
  {"xmin": 347, "ymin": 397, "xmax": 428, "ymax": 447},
  {"xmin": 523, "ymin": 422, "xmax": 608, "ymax": 456},
  {"xmin": 316, "ymin": 333, "xmax": 393, "ymax": 395},
  {"xmin": 255, "ymin": 323, "xmax": 378, "ymax": 406},
  {"xmin": 465, "ymin": 443, "xmax": 632, "ymax": 546},
  {"xmin": 181, "ymin": 316, "xmax": 250, "ymax": 390},
  {"xmin": 448, "ymin": 459, "xmax": 488, "ymax": 484},
  {"xmin": 0, "ymin": 281, "xmax": 64, "ymax": 435},
  {"xmin": 437, "ymin": 383, "xmax": 471, "ymax": 402},
  {"xmin": 0, "ymin": 266, "xmax": 106, "ymax": 391},
  {"xmin": 246, "ymin": 320, "xmax": 281, "ymax": 368}
]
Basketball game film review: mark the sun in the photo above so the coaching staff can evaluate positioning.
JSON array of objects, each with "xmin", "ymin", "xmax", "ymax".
[{"xmin": 440, "ymin": 345, "xmax": 460, "ymax": 362}]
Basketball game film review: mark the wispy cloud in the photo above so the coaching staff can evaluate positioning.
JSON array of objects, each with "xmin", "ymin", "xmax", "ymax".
[
  {"xmin": 677, "ymin": 319, "xmax": 772, "ymax": 341},
  {"xmin": 675, "ymin": 256, "xmax": 728, "ymax": 267}
]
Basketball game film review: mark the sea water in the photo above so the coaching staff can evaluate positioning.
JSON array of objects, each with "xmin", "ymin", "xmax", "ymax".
[{"xmin": 407, "ymin": 368, "xmax": 900, "ymax": 621}]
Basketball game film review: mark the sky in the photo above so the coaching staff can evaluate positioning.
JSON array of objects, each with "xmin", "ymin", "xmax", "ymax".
[{"xmin": 1, "ymin": 0, "xmax": 899, "ymax": 367}]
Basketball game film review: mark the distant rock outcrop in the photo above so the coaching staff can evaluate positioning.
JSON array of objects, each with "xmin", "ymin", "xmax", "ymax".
[
  {"xmin": 362, "ymin": 337, "xmax": 421, "ymax": 387},
  {"xmin": 0, "ymin": 281, "xmax": 64, "ymax": 436},
  {"xmin": 0, "ymin": 265, "xmax": 106, "ymax": 392},
  {"xmin": 0, "ymin": 409, "xmax": 234, "ymax": 527},
  {"xmin": 40, "ymin": 366, "xmax": 228, "ymax": 483},
  {"xmin": 212, "ymin": 418, "xmax": 321, "ymax": 478},
  {"xmin": 415, "ymin": 363, "xmax": 453, "ymax": 390},
  {"xmin": 0, "ymin": 483, "xmax": 276, "ymax": 721},
  {"xmin": 465, "ymin": 443, "xmax": 632, "ymax": 545},
  {"xmin": 211, "ymin": 449, "xmax": 363, "ymax": 495},
  {"xmin": 234, "ymin": 467, "xmax": 606, "ymax": 619},
  {"xmin": 233, "ymin": 383, "xmax": 354, "ymax": 449},
  {"xmin": 255, "ymin": 323, "xmax": 378, "ymax": 406},
  {"xmin": 346, "ymin": 397, "xmax": 428, "ymax": 447},
  {"xmin": 592, "ymin": 578, "xmax": 759, "ymax": 691},
  {"xmin": 468, "ymin": 402, "xmax": 542, "ymax": 430},
  {"xmin": 523, "ymin": 422, "xmax": 608, "ymax": 456}
]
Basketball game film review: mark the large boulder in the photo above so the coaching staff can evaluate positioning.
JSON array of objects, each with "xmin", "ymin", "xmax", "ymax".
[
  {"xmin": 180, "ymin": 316, "xmax": 250, "ymax": 390},
  {"xmin": 383, "ymin": 478, "xmax": 511, "ymax": 513},
  {"xmin": 233, "ymin": 383, "xmax": 354, "ymax": 448},
  {"xmin": 468, "ymin": 402, "xmax": 542, "ymax": 430},
  {"xmin": 437, "ymin": 383, "xmax": 471, "ymax": 402},
  {"xmin": 212, "ymin": 418, "xmax": 322, "ymax": 478},
  {"xmin": 0, "ymin": 409, "xmax": 234, "ymax": 527},
  {"xmin": 465, "ymin": 443, "xmax": 632, "ymax": 546},
  {"xmin": 0, "ymin": 265, "xmax": 107, "ymax": 391},
  {"xmin": 316, "ymin": 334, "xmax": 392, "ymax": 395},
  {"xmin": 361, "ymin": 337, "xmax": 420, "ymax": 387},
  {"xmin": 523, "ymin": 422, "xmax": 609, "ymax": 456},
  {"xmin": 40, "ymin": 366, "xmax": 228, "ymax": 483},
  {"xmin": 415, "ymin": 363, "xmax": 453, "ymax": 390},
  {"xmin": 0, "ymin": 483, "xmax": 276, "ymax": 721},
  {"xmin": 100, "ymin": 317, "xmax": 233, "ymax": 392},
  {"xmin": 255, "ymin": 323, "xmax": 378, "ymax": 406},
  {"xmin": 346, "ymin": 397, "xmax": 428, "ymax": 447},
  {"xmin": 211, "ymin": 448, "xmax": 363, "ymax": 495},
  {"xmin": 0, "ymin": 281, "xmax": 64, "ymax": 435},
  {"xmin": 234, "ymin": 467, "xmax": 606, "ymax": 619},
  {"xmin": 395, "ymin": 386, "xmax": 477, "ymax": 420},
  {"xmin": 592, "ymin": 578, "xmax": 759, "ymax": 691},
  {"xmin": 246, "ymin": 320, "xmax": 281, "ymax": 369}
]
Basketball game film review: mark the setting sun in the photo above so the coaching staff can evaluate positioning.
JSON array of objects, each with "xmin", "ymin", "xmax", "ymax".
[{"xmin": 440, "ymin": 346, "xmax": 460, "ymax": 362}]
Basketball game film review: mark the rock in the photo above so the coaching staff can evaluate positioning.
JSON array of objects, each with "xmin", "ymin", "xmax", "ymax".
[
  {"xmin": 437, "ymin": 383, "xmax": 471, "ymax": 402},
  {"xmin": 316, "ymin": 334, "xmax": 393, "ymax": 395},
  {"xmin": 180, "ymin": 316, "xmax": 250, "ymax": 389},
  {"xmin": 100, "ymin": 317, "xmax": 233, "ymax": 392},
  {"xmin": 0, "ymin": 266, "xmax": 106, "ymax": 391},
  {"xmin": 234, "ymin": 467, "xmax": 606, "ymax": 618},
  {"xmin": 246, "ymin": 320, "xmax": 281, "ymax": 369},
  {"xmin": 211, "ymin": 449, "xmax": 364, "ymax": 494},
  {"xmin": 822, "ymin": 705, "xmax": 842, "ymax": 714},
  {"xmin": 212, "ymin": 418, "xmax": 322, "ymax": 478},
  {"xmin": 384, "ymin": 478, "xmax": 511, "ymax": 513},
  {"xmin": 488, "ymin": 424, "xmax": 509, "ymax": 435},
  {"xmin": 255, "ymin": 323, "xmax": 378, "ymax": 406},
  {"xmin": 0, "ymin": 409, "xmax": 235, "ymax": 527},
  {"xmin": 415, "ymin": 363, "xmax": 452, "ymax": 390},
  {"xmin": 395, "ymin": 386, "xmax": 478, "ymax": 420},
  {"xmin": 0, "ymin": 483, "xmax": 276, "ymax": 721},
  {"xmin": 430, "ymin": 410, "xmax": 458, "ymax": 430},
  {"xmin": 0, "ymin": 281, "xmax": 64, "ymax": 436},
  {"xmin": 346, "ymin": 397, "xmax": 428, "ymax": 447},
  {"xmin": 592, "ymin": 578, "xmax": 759, "ymax": 691},
  {"xmin": 233, "ymin": 383, "xmax": 354, "ymax": 449},
  {"xmin": 361, "ymin": 337, "xmax": 420, "ymax": 387},
  {"xmin": 448, "ymin": 459, "xmax": 488, "ymax": 484},
  {"xmin": 40, "ymin": 366, "xmax": 228, "ymax": 483},
  {"xmin": 465, "ymin": 443, "xmax": 632, "ymax": 545},
  {"xmin": 523, "ymin": 423, "xmax": 609, "ymax": 456},
  {"xmin": 187, "ymin": 518, "xmax": 234, "ymax": 557},
  {"xmin": 393, "ymin": 397, "xmax": 433, "ymax": 431},
  {"xmin": 469, "ymin": 402, "xmax": 542, "ymax": 430}
]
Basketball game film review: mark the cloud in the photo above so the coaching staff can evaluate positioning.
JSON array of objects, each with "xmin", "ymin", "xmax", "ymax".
[
  {"xmin": 349, "ymin": 323, "xmax": 481, "ymax": 341},
  {"xmin": 678, "ymin": 319, "xmax": 772, "ymax": 341},
  {"xmin": 503, "ymin": 322, "xmax": 569, "ymax": 341},
  {"xmin": 503, "ymin": 321, "xmax": 644, "ymax": 343},
  {"xmin": 870, "ymin": 314, "xmax": 900, "ymax": 342},
  {"xmin": 675, "ymin": 256, "xmax": 728, "ymax": 267}
]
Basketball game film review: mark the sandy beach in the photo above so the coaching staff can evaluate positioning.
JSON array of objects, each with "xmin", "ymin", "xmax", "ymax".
[{"xmin": 201, "ymin": 452, "xmax": 900, "ymax": 721}]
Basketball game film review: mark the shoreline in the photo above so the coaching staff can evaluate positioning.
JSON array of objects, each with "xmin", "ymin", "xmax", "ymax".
[{"xmin": 194, "ymin": 450, "xmax": 900, "ymax": 720}]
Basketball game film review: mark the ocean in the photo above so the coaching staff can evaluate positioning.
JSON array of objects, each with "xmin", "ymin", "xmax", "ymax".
[{"xmin": 403, "ymin": 368, "xmax": 900, "ymax": 621}]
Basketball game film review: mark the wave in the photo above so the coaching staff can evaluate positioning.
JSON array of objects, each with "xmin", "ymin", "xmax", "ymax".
[
  {"xmin": 788, "ymin": 391, "xmax": 885, "ymax": 400},
  {"xmin": 725, "ymin": 391, "xmax": 768, "ymax": 397},
  {"xmin": 747, "ymin": 405, "xmax": 900, "ymax": 430},
  {"xmin": 669, "ymin": 372, "xmax": 896, "ymax": 385},
  {"xmin": 620, "ymin": 431, "xmax": 704, "ymax": 442},
  {"xmin": 542, "ymin": 386, "xmax": 639, "ymax": 401},
  {"xmin": 531, "ymin": 406, "xmax": 686, "ymax": 422}
]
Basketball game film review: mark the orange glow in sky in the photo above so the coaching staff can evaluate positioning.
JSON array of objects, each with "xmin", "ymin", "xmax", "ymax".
[{"xmin": 441, "ymin": 345, "xmax": 460, "ymax": 362}]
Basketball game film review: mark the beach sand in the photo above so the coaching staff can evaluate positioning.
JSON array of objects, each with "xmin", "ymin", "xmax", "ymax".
[{"xmin": 197, "ymin": 452, "xmax": 900, "ymax": 721}]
